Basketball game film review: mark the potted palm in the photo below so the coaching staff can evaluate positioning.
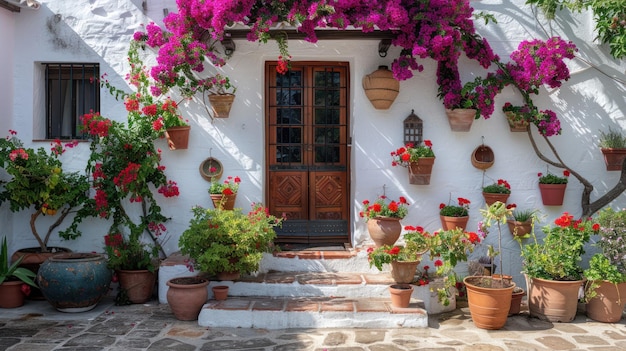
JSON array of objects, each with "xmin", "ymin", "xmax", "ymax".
[
  {"xmin": 208, "ymin": 175, "xmax": 241, "ymax": 210},
  {"xmin": 463, "ymin": 202, "xmax": 516, "ymax": 330},
  {"xmin": 482, "ymin": 179, "xmax": 511, "ymax": 206},
  {"xmin": 390, "ymin": 140, "xmax": 436, "ymax": 185},
  {"xmin": 518, "ymin": 212, "xmax": 599, "ymax": 322},
  {"xmin": 367, "ymin": 228, "xmax": 429, "ymax": 284},
  {"xmin": 598, "ymin": 127, "xmax": 626, "ymax": 171},
  {"xmin": 583, "ymin": 207, "xmax": 626, "ymax": 322},
  {"xmin": 0, "ymin": 237, "xmax": 37, "ymax": 308},
  {"xmin": 439, "ymin": 197, "xmax": 471, "ymax": 231},
  {"xmin": 179, "ymin": 203, "xmax": 283, "ymax": 280},
  {"xmin": 537, "ymin": 169, "xmax": 570, "ymax": 205},
  {"xmin": 360, "ymin": 195, "xmax": 409, "ymax": 247}
]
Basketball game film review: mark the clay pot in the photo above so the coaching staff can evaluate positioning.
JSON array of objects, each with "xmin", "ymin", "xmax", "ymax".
[
  {"xmin": 538, "ymin": 184, "xmax": 566, "ymax": 206},
  {"xmin": 527, "ymin": 276, "xmax": 583, "ymax": 322},
  {"xmin": 165, "ymin": 126, "xmax": 191, "ymax": 150},
  {"xmin": 389, "ymin": 284, "xmax": 413, "ymax": 308},
  {"xmin": 167, "ymin": 276, "xmax": 209, "ymax": 321},
  {"xmin": 600, "ymin": 148, "xmax": 626, "ymax": 171},
  {"xmin": 367, "ymin": 217, "xmax": 402, "ymax": 248},
  {"xmin": 482, "ymin": 192, "xmax": 510, "ymax": 206},
  {"xmin": 507, "ymin": 219, "xmax": 532, "ymax": 238},
  {"xmin": 212, "ymin": 285, "xmax": 229, "ymax": 300},
  {"xmin": 362, "ymin": 66, "xmax": 400, "ymax": 110},
  {"xmin": 0, "ymin": 281, "xmax": 27, "ymax": 308},
  {"xmin": 445, "ymin": 108, "xmax": 477, "ymax": 132},
  {"xmin": 116, "ymin": 269, "xmax": 157, "ymax": 304},
  {"xmin": 585, "ymin": 280, "xmax": 626, "ymax": 323},
  {"xmin": 408, "ymin": 158, "xmax": 435, "ymax": 185},
  {"xmin": 439, "ymin": 215, "xmax": 469, "ymax": 231},
  {"xmin": 390, "ymin": 260, "xmax": 420, "ymax": 284},
  {"xmin": 208, "ymin": 94, "xmax": 236, "ymax": 118},
  {"xmin": 464, "ymin": 276, "xmax": 515, "ymax": 330},
  {"xmin": 210, "ymin": 193, "xmax": 237, "ymax": 210}
]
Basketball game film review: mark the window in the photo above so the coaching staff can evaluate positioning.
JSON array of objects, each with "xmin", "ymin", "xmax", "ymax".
[{"xmin": 44, "ymin": 63, "xmax": 100, "ymax": 139}]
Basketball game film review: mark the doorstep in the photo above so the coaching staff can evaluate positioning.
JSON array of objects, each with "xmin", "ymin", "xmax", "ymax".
[{"xmin": 197, "ymin": 296, "xmax": 428, "ymax": 329}]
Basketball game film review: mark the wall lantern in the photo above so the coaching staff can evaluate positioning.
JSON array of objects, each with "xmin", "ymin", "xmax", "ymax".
[
  {"xmin": 222, "ymin": 38, "xmax": 236, "ymax": 56},
  {"xmin": 378, "ymin": 39, "xmax": 391, "ymax": 58},
  {"xmin": 403, "ymin": 109, "xmax": 423, "ymax": 145}
]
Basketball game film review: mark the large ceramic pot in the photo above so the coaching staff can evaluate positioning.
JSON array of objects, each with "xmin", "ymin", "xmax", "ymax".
[
  {"xmin": 408, "ymin": 158, "xmax": 435, "ymax": 185},
  {"xmin": 37, "ymin": 253, "xmax": 112, "ymax": 312},
  {"xmin": 0, "ymin": 281, "xmax": 28, "ymax": 308},
  {"xmin": 527, "ymin": 276, "xmax": 583, "ymax": 322},
  {"xmin": 362, "ymin": 66, "xmax": 399, "ymax": 110},
  {"xmin": 367, "ymin": 217, "xmax": 402, "ymax": 248},
  {"xmin": 439, "ymin": 215, "xmax": 469, "ymax": 231},
  {"xmin": 482, "ymin": 192, "xmax": 510, "ymax": 206},
  {"xmin": 165, "ymin": 126, "xmax": 191, "ymax": 150},
  {"xmin": 538, "ymin": 184, "xmax": 566, "ymax": 206},
  {"xmin": 390, "ymin": 260, "xmax": 420, "ymax": 284},
  {"xmin": 445, "ymin": 108, "xmax": 477, "ymax": 132},
  {"xmin": 585, "ymin": 280, "xmax": 626, "ymax": 323},
  {"xmin": 601, "ymin": 148, "xmax": 626, "ymax": 171},
  {"xmin": 116, "ymin": 269, "xmax": 157, "ymax": 304},
  {"xmin": 11, "ymin": 247, "xmax": 71, "ymax": 300},
  {"xmin": 464, "ymin": 276, "xmax": 515, "ymax": 330},
  {"xmin": 166, "ymin": 276, "xmax": 209, "ymax": 321},
  {"xmin": 411, "ymin": 278, "xmax": 456, "ymax": 314},
  {"xmin": 389, "ymin": 283, "xmax": 413, "ymax": 308},
  {"xmin": 210, "ymin": 193, "xmax": 237, "ymax": 210}
]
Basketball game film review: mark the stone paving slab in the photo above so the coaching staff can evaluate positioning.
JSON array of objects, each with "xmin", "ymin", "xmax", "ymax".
[{"xmin": 2, "ymin": 298, "xmax": 626, "ymax": 350}]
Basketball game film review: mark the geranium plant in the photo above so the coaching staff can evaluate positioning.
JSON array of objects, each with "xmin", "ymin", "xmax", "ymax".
[
  {"xmin": 367, "ymin": 240, "xmax": 427, "ymax": 271},
  {"xmin": 439, "ymin": 197, "xmax": 471, "ymax": 217},
  {"xmin": 538, "ymin": 169, "xmax": 570, "ymax": 184},
  {"xmin": 209, "ymin": 175, "xmax": 241, "ymax": 195},
  {"xmin": 0, "ymin": 131, "xmax": 89, "ymax": 253},
  {"xmin": 359, "ymin": 195, "xmax": 409, "ymax": 221},
  {"xmin": 390, "ymin": 140, "xmax": 435, "ymax": 167},
  {"xmin": 482, "ymin": 179, "xmax": 511, "ymax": 194}
]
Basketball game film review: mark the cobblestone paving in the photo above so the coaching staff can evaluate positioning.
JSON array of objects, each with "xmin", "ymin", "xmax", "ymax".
[{"xmin": 1, "ymin": 299, "xmax": 626, "ymax": 350}]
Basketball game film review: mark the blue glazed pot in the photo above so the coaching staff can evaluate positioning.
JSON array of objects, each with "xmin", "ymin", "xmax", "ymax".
[{"xmin": 37, "ymin": 253, "xmax": 112, "ymax": 312}]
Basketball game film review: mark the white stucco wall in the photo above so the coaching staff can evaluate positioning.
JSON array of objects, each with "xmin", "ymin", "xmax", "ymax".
[{"xmin": 3, "ymin": 0, "xmax": 625, "ymax": 287}]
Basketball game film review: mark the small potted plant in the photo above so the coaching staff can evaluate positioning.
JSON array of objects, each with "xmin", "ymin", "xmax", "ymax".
[
  {"xmin": 505, "ymin": 204, "xmax": 538, "ymax": 239},
  {"xmin": 517, "ymin": 212, "xmax": 599, "ymax": 322},
  {"xmin": 360, "ymin": 195, "xmax": 409, "ymax": 247},
  {"xmin": 598, "ymin": 127, "xmax": 626, "ymax": 171},
  {"xmin": 482, "ymin": 178, "xmax": 511, "ymax": 206},
  {"xmin": 179, "ymin": 203, "xmax": 284, "ymax": 280},
  {"xmin": 367, "ymin": 228, "xmax": 429, "ymax": 283},
  {"xmin": 208, "ymin": 175, "xmax": 241, "ymax": 210},
  {"xmin": 537, "ymin": 169, "xmax": 570, "ymax": 206},
  {"xmin": 502, "ymin": 103, "xmax": 531, "ymax": 132},
  {"xmin": 583, "ymin": 207, "xmax": 626, "ymax": 322},
  {"xmin": 439, "ymin": 197, "xmax": 471, "ymax": 231},
  {"xmin": 390, "ymin": 140, "xmax": 435, "ymax": 185},
  {"xmin": 0, "ymin": 237, "xmax": 37, "ymax": 308},
  {"xmin": 203, "ymin": 74, "xmax": 238, "ymax": 118}
]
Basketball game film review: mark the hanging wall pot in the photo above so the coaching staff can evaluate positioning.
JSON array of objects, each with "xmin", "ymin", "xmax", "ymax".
[
  {"xmin": 362, "ymin": 65, "xmax": 400, "ymax": 110},
  {"xmin": 200, "ymin": 156, "xmax": 224, "ymax": 182},
  {"xmin": 471, "ymin": 143, "xmax": 494, "ymax": 170}
]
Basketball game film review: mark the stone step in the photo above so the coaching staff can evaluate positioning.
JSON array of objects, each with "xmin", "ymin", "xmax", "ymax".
[{"xmin": 197, "ymin": 296, "xmax": 429, "ymax": 329}]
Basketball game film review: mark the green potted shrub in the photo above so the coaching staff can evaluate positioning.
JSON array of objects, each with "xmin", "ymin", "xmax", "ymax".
[
  {"xmin": 179, "ymin": 203, "xmax": 284, "ymax": 280},
  {"xmin": 360, "ymin": 195, "xmax": 410, "ymax": 247},
  {"xmin": 208, "ymin": 175, "xmax": 241, "ymax": 210},
  {"xmin": 583, "ymin": 207, "xmax": 626, "ymax": 322},
  {"xmin": 367, "ymin": 229, "xmax": 429, "ymax": 284},
  {"xmin": 0, "ymin": 237, "xmax": 37, "ymax": 308},
  {"xmin": 599, "ymin": 127, "xmax": 626, "ymax": 171},
  {"xmin": 518, "ymin": 212, "xmax": 599, "ymax": 322},
  {"xmin": 482, "ymin": 179, "xmax": 511, "ymax": 206}
]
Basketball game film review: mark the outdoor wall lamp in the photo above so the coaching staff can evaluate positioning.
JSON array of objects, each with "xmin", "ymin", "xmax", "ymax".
[
  {"xmin": 378, "ymin": 39, "xmax": 391, "ymax": 57},
  {"xmin": 223, "ymin": 39, "xmax": 236, "ymax": 56}
]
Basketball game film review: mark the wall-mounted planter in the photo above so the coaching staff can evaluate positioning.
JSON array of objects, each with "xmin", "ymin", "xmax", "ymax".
[
  {"xmin": 600, "ymin": 148, "xmax": 626, "ymax": 171},
  {"xmin": 209, "ymin": 94, "xmax": 236, "ymax": 118},
  {"xmin": 165, "ymin": 126, "xmax": 191, "ymax": 150},
  {"xmin": 445, "ymin": 108, "xmax": 477, "ymax": 132},
  {"xmin": 362, "ymin": 66, "xmax": 399, "ymax": 110},
  {"xmin": 408, "ymin": 157, "xmax": 435, "ymax": 185}
]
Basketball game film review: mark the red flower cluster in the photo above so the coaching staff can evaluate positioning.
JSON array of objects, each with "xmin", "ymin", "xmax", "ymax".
[
  {"xmin": 554, "ymin": 212, "xmax": 599, "ymax": 233},
  {"xmin": 81, "ymin": 112, "xmax": 112, "ymax": 137},
  {"xmin": 8, "ymin": 148, "xmax": 28, "ymax": 161},
  {"xmin": 496, "ymin": 179, "xmax": 510, "ymax": 189},
  {"xmin": 113, "ymin": 163, "xmax": 141, "ymax": 191},
  {"xmin": 158, "ymin": 180, "xmax": 180, "ymax": 197}
]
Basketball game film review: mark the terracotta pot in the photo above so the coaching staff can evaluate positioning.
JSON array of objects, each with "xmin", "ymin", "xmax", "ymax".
[
  {"xmin": 389, "ymin": 283, "xmax": 413, "ymax": 308},
  {"xmin": 210, "ymin": 193, "xmax": 237, "ymax": 210},
  {"xmin": 585, "ymin": 281, "xmax": 626, "ymax": 323},
  {"xmin": 411, "ymin": 278, "xmax": 457, "ymax": 314},
  {"xmin": 439, "ymin": 215, "xmax": 469, "ymax": 231},
  {"xmin": 116, "ymin": 269, "xmax": 156, "ymax": 304},
  {"xmin": 509, "ymin": 289, "xmax": 526, "ymax": 316},
  {"xmin": 507, "ymin": 219, "xmax": 532, "ymax": 238},
  {"xmin": 527, "ymin": 276, "xmax": 583, "ymax": 322},
  {"xmin": 482, "ymin": 192, "xmax": 510, "ymax": 206},
  {"xmin": 165, "ymin": 126, "xmax": 191, "ymax": 150},
  {"xmin": 505, "ymin": 111, "xmax": 530, "ymax": 132},
  {"xmin": 37, "ymin": 253, "xmax": 112, "ymax": 312},
  {"xmin": 464, "ymin": 276, "xmax": 515, "ymax": 330},
  {"xmin": 166, "ymin": 276, "xmax": 209, "ymax": 321},
  {"xmin": 471, "ymin": 145, "xmax": 495, "ymax": 170},
  {"xmin": 362, "ymin": 66, "xmax": 399, "ymax": 110},
  {"xmin": 208, "ymin": 94, "xmax": 236, "ymax": 118},
  {"xmin": 0, "ymin": 281, "xmax": 27, "ymax": 308},
  {"xmin": 445, "ymin": 108, "xmax": 476, "ymax": 132},
  {"xmin": 408, "ymin": 158, "xmax": 435, "ymax": 185},
  {"xmin": 212, "ymin": 285, "xmax": 229, "ymax": 301},
  {"xmin": 601, "ymin": 148, "xmax": 626, "ymax": 171},
  {"xmin": 538, "ymin": 183, "xmax": 566, "ymax": 206},
  {"xmin": 367, "ymin": 217, "xmax": 402, "ymax": 248},
  {"xmin": 390, "ymin": 260, "xmax": 420, "ymax": 284}
]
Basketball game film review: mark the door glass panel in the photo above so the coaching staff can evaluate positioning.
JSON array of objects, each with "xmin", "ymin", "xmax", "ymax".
[
  {"xmin": 275, "ymin": 70, "xmax": 303, "ymax": 164},
  {"xmin": 315, "ymin": 109, "xmax": 340, "ymax": 124}
]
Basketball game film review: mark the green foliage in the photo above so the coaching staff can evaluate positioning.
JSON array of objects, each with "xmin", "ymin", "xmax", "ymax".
[
  {"xmin": 367, "ymin": 241, "xmax": 427, "ymax": 271},
  {"xmin": 482, "ymin": 184, "xmax": 511, "ymax": 194},
  {"xmin": 599, "ymin": 127, "xmax": 626, "ymax": 148},
  {"xmin": 584, "ymin": 253, "xmax": 626, "ymax": 283},
  {"xmin": 518, "ymin": 212, "xmax": 597, "ymax": 280},
  {"xmin": 104, "ymin": 230, "xmax": 159, "ymax": 272},
  {"xmin": 0, "ymin": 237, "xmax": 37, "ymax": 287},
  {"xmin": 594, "ymin": 207, "xmax": 626, "ymax": 274},
  {"xmin": 179, "ymin": 204, "xmax": 283, "ymax": 276}
]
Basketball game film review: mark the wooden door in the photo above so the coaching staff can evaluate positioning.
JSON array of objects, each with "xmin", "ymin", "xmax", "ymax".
[{"xmin": 265, "ymin": 62, "xmax": 350, "ymax": 244}]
